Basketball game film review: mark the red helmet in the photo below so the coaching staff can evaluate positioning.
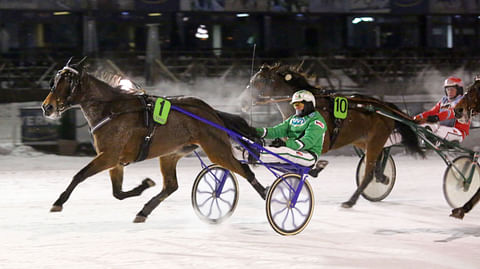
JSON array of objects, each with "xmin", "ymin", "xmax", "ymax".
[{"xmin": 443, "ymin": 76, "xmax": 464, "ymax": 96}]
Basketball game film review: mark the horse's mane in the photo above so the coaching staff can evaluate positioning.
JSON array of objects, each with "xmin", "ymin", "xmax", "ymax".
[
  {"xmin": 91, "ymin": 71, "xmax": 145, "ymax": 95},
  {"xmin": 466, "ymin": 79, "xmax": 480, "ymax": 94}
]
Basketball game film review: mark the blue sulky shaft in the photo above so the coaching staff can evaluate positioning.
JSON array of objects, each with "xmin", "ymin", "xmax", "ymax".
[{"xmin": 172, "ymin": 105, "xmax": 310, "ymax": 207}]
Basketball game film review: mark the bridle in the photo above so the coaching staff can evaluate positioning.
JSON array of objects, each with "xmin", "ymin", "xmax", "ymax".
[
  {"xmin": 50, "ymin": 65, "xmax": 81, "ymax": 112},
  {"xmin": 247, "ymin": 72, "xmax": 292, "ymax": 105}
]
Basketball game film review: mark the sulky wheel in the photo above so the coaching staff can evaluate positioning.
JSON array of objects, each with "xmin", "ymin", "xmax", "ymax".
[
  {"xmin": 191, "ymin": 164, "xmax": 239, "ymax": 224},
  {"xmin": 443, "ymin": 156, "xmax": 480, "ymax": 208},
  {"xmin": 266, "ymin": 173, "xmax": 314, "ymax": 236},
  {"xmin": 356, "ymin": 153, "xmax": 396, "ymax": 202}
]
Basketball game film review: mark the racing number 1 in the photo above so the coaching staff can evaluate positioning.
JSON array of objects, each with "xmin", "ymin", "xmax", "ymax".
[{"xmin": 334, "ymin": 97, "xmax": 348, "ymax": 119}]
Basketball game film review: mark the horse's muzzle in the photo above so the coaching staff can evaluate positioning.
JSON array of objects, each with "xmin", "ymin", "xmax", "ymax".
[{"xmin": 42, "ymin": 103, "xmax": 54, "ymax": 117}]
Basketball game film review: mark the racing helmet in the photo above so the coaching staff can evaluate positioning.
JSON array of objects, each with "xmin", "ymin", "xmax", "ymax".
[
  {"xmin": 290, "ymin": 90, "xmax": 316, "ymax": 107},
  {"xmin": 443, "ymin": 76, "xmax": 464, "ymax": 96}
]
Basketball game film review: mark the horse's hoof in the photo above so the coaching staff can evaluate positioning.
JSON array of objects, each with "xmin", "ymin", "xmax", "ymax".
[
  {"xmin": 341, "ymin": 201, "xmax": 354, "ymax": 208},
  {"xmin": 450, "ymin": 208, "xmax": 465, "ymax": 219},
  {"xmin": 262, "ymin": 186, "xmax": 271, "ymax": 200},
  {"xmin": 50, "ymin": 205, "xmax": 63, "ymax": 212},
  {"xmin": 133, "ymin": 215, "xmax": 147, "ymax": 223},
  {"xmin": 143, "ymin": 178, "xmax": 156, "ymax": 187}
]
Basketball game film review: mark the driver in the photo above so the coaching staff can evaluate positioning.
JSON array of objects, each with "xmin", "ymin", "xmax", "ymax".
[
  {"xmin": 413, "ymin": 76, "xmax": 471, "ymax": 142},
  {"xmin": 384, "ymin": 76, "xmax": 471, "ymax": 147},
  {"xmin": 255, "ymin": 90, "xmax": 328, "ymax": 176}
]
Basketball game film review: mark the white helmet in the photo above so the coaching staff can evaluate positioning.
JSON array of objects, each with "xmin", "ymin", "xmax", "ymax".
[
  {"xmin": 290, "ymin": 90, "xmax": 315, "ymax": 107},
  {"xmin": 443, "ymin": 76, "xmax": 464, "ymax": 96}
]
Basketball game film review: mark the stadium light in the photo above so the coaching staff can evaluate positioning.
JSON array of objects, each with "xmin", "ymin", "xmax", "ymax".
[
  {"xmin": 352, "ymin": 17, "xmax": 374, "ymax": 24},
  {"xmin": 195, "ymin": 25, "xmax": 209, "ymax": 39},
  {"xmin": 53, "ymin": 11, "xmax": 70, "ymax": 16}
]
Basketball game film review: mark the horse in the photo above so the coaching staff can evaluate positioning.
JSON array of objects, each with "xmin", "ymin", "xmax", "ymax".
[
  {"xmin": 451, "ymin": 79, "xmax": 480, "ymax": 219},
  {"xmin": 41, "ymin": 58, "xmax": 267, "ymax": 223},
  {"xmin": 240, "ymin": 64, "xmax": 424, "ymax": 208}
]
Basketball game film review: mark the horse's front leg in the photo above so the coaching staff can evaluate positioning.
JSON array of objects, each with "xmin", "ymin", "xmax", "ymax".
[
  {"xmin": 109, "ymin": 165, "xmax": 156, "ymax": 200},
  {"xmin": 134, "ymin": 154, "xmax": 181, "ymax": 223},
  {"xmin": 50, "ymin": 152, "xmax": 117, "ymax": 212},
  {"xmin": 450, "ymin": 186, "xmax": 480, "ymax": 219}
]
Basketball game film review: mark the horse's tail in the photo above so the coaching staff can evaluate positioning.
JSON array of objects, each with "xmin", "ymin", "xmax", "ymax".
[
  {"xmin": 395, "ymin": 121, "xmax": 425, "ymax": 158},
  {"xmin": 214, "ymin": 110, "xmax": 259, "ymax": 139},
  {"xmin": 214, "ymin": 110, "xmax": 262, "ymax": 158}
]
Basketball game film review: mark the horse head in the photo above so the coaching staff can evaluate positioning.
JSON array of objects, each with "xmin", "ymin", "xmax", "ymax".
[
  {"xmin": 42, "ymin": 57, "xmax": 87, "ymax": 119},
  {"xmin": 240, "ymin": 63, "xmax": 313, "ymax": 113},
  {"xmin": 454, "ymin": 78, "xmax": 480, "ymax": 123}
]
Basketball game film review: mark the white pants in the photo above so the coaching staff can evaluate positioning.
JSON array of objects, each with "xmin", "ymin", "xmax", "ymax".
[
  {"xmin": 232, "ymin": 144, "xmax": 316, "ymax": 167},
  {"xmin": 384, "ymin": 123, "xmax": 464, "ymax": 147},
  {"xmin": 258, "ymin": 146, "xmax": 316, "ymax": 167}
]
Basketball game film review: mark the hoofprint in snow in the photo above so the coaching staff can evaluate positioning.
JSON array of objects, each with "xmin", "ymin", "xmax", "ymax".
[{"xmin": 0, "ymin": 148, "xmax": 479, "ymax": 269}]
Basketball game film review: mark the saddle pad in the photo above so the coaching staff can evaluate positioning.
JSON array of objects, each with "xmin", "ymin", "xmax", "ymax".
[
  {"xmin": 153, "ymin": 97, "xmax": 171, "ymax": 124},
  {"xmin": 334, "ymin": 96, "xmax": 348, "ymax": 119}
]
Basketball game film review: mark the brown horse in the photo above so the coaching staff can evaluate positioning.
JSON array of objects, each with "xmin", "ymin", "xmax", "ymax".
[
  {"xmin": 240, "ymin": 64, "xmax": 424, "ymax": 208},
  {"xmin": 42, "ymin": 58, "xmax": 266, "ymax": 223},
  {"xmin": 452, "ymin": 79, "xmax": 480, "ymax": 219}
]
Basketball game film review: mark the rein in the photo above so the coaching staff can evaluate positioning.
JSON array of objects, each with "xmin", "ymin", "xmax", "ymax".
[
  {"xmin": 253, "ymin": 96, "xmax": 291, "ymax": 105},
  {"xmin": 90, "ymin": 107, "xmax": 145, "ymax": 134}
]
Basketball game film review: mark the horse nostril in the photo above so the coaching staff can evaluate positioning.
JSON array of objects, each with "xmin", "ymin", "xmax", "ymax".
[{"xmin": 42, "ymin": 104, "xmax": 53, "ymax": 115}]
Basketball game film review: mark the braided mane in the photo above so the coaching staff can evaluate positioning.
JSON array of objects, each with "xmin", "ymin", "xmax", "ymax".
[{"xmin": 92, "ymin": 71, "xmax": 145, "ymax": 95}]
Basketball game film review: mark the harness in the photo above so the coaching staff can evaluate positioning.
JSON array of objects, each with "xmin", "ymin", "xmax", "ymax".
[
  {"xmin": 134, "ymin": 95, "xmax": 157, "ymax": 162},
  {"xmin": 89, "ymin": 95, "xmax": 171, "ymax": 163}
]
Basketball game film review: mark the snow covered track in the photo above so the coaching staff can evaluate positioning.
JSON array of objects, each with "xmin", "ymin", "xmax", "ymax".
[{"xmin": 0, "ymin": 152, "xmax": 479, "ymax": 269}]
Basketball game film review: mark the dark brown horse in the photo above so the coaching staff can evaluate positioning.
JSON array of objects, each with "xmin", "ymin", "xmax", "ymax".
[
  {"xmin": 452, "ymin": 79, "xmax": 480, "ymax": 219},
  {"xmin": 42, "ymin": 58, "xmax": 266, "ymax": 223},
  {"xmin": 240, "ymin": 64, "xmax": 424, "ymax": 208}
]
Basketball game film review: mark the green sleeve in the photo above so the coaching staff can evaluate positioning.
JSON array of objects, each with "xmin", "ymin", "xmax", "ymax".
[{"xmin": 256, "ymin": 117, "xmax": 291, "ymax": 139}]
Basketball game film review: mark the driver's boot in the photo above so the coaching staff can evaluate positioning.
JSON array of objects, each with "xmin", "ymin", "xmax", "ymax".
[{"xmin": 308, "ymin": 160, "xmax": 329, "ymax": 177}]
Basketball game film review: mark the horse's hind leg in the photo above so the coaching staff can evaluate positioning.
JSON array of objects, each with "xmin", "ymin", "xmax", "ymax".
[
  {"xmin": 109, "ymin": 165, "xmax": 155, "ymax": 200},
  {"xmin": 450, "ymin": 187, "xmax": 480, "ymax": 219},
  {"xmin": 342, "ymin": 140, "xmax": 387, "ymax": 208},
  {"xmin": 134, "ymin": 154, "xmax": 181, "ymax": 223},
  {"xmin": 201, "ymin": 138, "xmax": 267, "ymax": 199}
]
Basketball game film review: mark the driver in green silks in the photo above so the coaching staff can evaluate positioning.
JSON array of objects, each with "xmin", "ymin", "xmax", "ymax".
[{"xmin": 255, "ymin": 90, "xmax": 329, "ymax": 176}]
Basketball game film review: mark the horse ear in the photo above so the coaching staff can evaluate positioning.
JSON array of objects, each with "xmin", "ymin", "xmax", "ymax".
[
  {"xmin": 66, "ymin": 57, "xmax": 73, "ymax": 67},
  {"xmin": 71, "ymin": 56, "xmax": 87, "ymax": 75},
  {"xmin": 76, "ymin": 56, "xmax": 87, "ymax": 67},
  {"xmin": 295, "ymin": 60, "xmax": 304, "ymax": 72}
]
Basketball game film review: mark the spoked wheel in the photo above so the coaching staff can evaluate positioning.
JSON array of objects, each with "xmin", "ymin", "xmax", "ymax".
[
  {"xmin": 356, "ymin": 152, "xmax": 396, "ymax": 202},
  {"xmin": 266, "ymin": 173, "xmax": 314, "ymax": 236},
  {"xmin": 191, "ymin": 164, "xmax": 239, "ymax": 223},
  {"xmin": 443, "ymin": 156, "xmax": 480, "ymax": 208}
]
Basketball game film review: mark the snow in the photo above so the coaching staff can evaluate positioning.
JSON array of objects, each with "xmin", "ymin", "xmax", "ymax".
[{"xmin": 0, "ymin": 148, "xmax": 479, "ymax": 269}]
